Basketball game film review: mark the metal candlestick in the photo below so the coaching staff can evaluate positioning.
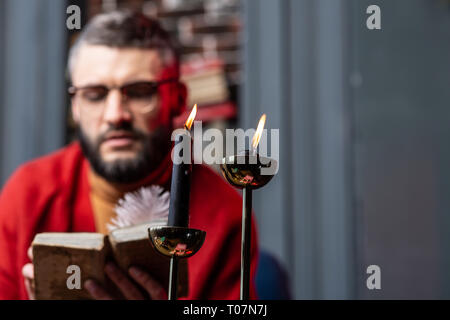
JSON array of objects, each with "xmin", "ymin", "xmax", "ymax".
[
  {"xmin": 148, "ymin": 226, "xmax": 206, "ymax": 300},
  {"xmin": 220, "ymin": 152, "xmax": 277, "ymax": 300}
]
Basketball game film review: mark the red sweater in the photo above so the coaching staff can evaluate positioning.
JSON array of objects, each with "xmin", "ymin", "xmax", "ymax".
[{"xmin": 0, "ymin": 142, "xmax": 258, "ymax": 300}]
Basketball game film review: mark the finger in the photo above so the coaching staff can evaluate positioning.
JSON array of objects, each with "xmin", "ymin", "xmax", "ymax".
[
  {"xmin": 105, "ymin": 263, "xmax": 144, "ymax": 300},
  {"xmin": 22, "ymin": 263, "xmax": 35, "ymax": 300},
  {"xmin": 27, "ymin": 247, "xmax": 33, "ymax": 261},
  {"xmin": 84, "ymin": 279, "xmax": 113, "ymax": 300},
  {"xmin": 24, "ymin": 278, "xmax": 35, "ymax": 300},
  {"xmin": 129, "ymin": 266, "xmax": 167, "ymax": 300},
  {"xmin": 22, "ymin": 263, "xmax": 34, "ymax": 280}
]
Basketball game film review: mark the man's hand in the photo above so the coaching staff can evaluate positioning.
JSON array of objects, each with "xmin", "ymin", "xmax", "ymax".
[
  {"xmin": 22, "ymin": 247, "xmax": 165, "ymax": 300},
  {"xmin": 22, "ymin": 247, "xmax": 35, "ymax": 300},
  {"xmin": 84, "ymin": 262, "xmax": 167, "ymax": 300}
]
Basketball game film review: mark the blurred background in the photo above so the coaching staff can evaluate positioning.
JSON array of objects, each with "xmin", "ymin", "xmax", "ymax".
[{"xmin": 1, "ymin": 0, "xmax": 450, "ymax": 299}]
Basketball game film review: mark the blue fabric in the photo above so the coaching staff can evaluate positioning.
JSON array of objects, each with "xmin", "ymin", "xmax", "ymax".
[{"xmin": 255, "ymin": 250, "xmax": 291, "ymax": 300}]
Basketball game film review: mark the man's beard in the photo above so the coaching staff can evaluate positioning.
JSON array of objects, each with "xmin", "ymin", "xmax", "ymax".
[{"xmin": 78, "ymin": 123, "xmax": 171, "ymax": 184}]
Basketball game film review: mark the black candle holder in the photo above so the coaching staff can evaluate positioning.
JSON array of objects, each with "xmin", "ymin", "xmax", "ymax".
[
  {"xmin": 220, "ymin": 152, "xmax": 277, "ymax": 300},
  {"xmin": 148, "ymin": 226, "xmax": 206, "ymax": 300}
]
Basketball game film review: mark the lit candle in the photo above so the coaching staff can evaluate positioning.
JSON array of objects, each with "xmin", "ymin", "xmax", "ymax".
[
  {"xmin": 168, "ymin": 104, "xmax": 197, "ymax": 227},
  {"xmin": 251, "ymin": 114, "xmax": 266, "ymax": 155}
]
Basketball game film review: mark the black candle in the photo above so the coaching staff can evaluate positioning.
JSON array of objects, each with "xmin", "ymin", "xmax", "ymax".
[{"xmin": 168, "ymin": 105, "xmax": 197, "ymax": 227}]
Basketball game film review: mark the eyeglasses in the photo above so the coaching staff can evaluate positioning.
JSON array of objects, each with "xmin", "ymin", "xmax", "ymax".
[{"xmin": 68, "ymin": 78, "xmax": 178, "ymax": 113}]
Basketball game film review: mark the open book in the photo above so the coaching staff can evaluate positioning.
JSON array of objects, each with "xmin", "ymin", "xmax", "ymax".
[{"xmin": 32, "ymin": 222, "xmax": 188, "ymax": 299}]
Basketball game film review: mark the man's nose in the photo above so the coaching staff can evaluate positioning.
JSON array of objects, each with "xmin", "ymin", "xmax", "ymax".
[{"xmin": 102, "ymin": 89, "xmax": 132, "ymax": 124}]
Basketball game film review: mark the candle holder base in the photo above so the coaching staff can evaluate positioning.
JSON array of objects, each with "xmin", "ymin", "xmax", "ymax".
[
  {"xmin": 148, "ymin": 226, "xmax": 206, "ymax": 300},
  {"xmin": 148, "ymin": 226, "xmax": 206, "ymax": 259},
  {"xmin": 220, "ymin": 153, "xmax": 277, "ymax": 300},
  {"xmin": 220, "ymin": 154, "xmax": 277, "ymax": 190}
]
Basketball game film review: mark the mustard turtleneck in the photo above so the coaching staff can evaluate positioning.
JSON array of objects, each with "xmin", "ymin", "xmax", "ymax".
[
  {"xmin": 88, "ymin": 169, "xmax": 138, "ymax": 234},
  {"xmin": 87, "ymin": 153, "xmax": 173, "ymax": 234}
]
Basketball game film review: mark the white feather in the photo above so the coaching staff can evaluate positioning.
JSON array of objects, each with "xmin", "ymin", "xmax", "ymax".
[{"xmin": 107, "ymin": 185, "xmax": 170, "ymax": 232}]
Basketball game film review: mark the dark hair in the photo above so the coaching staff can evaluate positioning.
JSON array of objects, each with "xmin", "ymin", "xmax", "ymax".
[{"xmin": 68, "ymin": 10, "xmax": 178, "ymax": 77}]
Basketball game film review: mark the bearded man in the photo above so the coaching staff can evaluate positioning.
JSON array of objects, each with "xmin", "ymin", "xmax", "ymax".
[{"xmin": 0, "ymin": 10, "xmax": 258, "ymax": 300}]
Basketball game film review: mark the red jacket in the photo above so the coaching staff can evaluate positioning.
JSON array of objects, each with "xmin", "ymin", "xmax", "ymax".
[{"xmin": 0, "ymin": 142, "xmax": 258, "ymax": 300}]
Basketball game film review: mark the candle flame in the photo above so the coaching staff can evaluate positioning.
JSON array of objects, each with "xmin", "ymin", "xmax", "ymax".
[
  {"xmin": 251, "ymin": 114, "xmax": 266, "ymax": 150},
  {"xmin": 184, "ymin": 104, "xmax": 197, "ymax": 131}
]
